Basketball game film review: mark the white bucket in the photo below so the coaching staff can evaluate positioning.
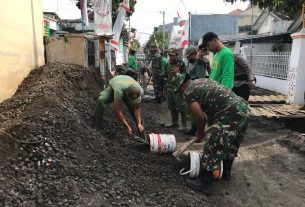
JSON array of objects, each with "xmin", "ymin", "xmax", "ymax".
[
  {"xmin": 149, "ymin": 133, "xmax": 176, "ymax": 153},
  {"xmin": 180, "ymin": 151, "xmax": 224, "ymax": 179},
  {"xmin": 179, "ymin": 151, "xmax": 202, "ymax": 178}
]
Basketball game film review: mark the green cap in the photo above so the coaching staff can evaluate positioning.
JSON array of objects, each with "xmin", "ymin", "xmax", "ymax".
[
  {"xmin": 168, "ymin": 48, "xmax": 178, "ymax": 56},
  {"xmin": 126, "ymin": 84, "xmax": 142, "ymax": 105},
  {"xmin": 184, "ymin": 46, "xmax": 197, "ymax": 57},
  {"xmin": 171, "ymin": 73, "xmax": 186, "ymax": 92}
]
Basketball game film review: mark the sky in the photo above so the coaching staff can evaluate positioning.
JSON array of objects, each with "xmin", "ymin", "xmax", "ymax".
[
  {"xmin": 43, "ymin": 0, "xmax": 250, "ymax": 44},
  {"xmin": 43, "ymin": 0, "xmax": 81, "ymax": 19},
  {"xmin": 130, "ymin": 0, "xmax": 249, "ymax": 44}
]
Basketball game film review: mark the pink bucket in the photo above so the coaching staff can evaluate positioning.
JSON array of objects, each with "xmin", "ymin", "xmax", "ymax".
[{"xmin": 149, "ymin": 133, "xmax": 176, "ymax": 153}]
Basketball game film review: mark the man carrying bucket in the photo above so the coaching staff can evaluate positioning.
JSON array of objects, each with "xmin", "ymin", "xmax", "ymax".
[
  {"xmin": 94, "ymin": 75, "xmax": 144, "ymax": 136},
  {"xmin": 171, "ymin": 73, "xmax": 250, "ymax": 195}
]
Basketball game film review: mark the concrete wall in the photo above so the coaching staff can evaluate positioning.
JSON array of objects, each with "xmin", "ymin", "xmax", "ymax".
[
  {"xmin": 45, "ymin": 35, "xmax": 88, "ymax": 67},
  {"xmin": 255, "ymin": 75, "xmax": 288, "ymax": 95},
  {"xmin": 0, "ymin": 0, "xmax": 45, "ymax": 102}
]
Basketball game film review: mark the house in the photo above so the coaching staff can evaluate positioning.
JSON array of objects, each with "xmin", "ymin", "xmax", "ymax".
[
  {"xmin": 236, "ymin": 6, "xmax": 262, "ymax": 37},
  {"xmin": 252, "ymin": 10, "xmax": 293, "ymax": 35},
  {"xmin": 191, "ymin": 14, "xmax": 246, "ymax": 45},
  {"xmin": 0, "ymin": 0, "xmax": 45, "ymax": 102}
]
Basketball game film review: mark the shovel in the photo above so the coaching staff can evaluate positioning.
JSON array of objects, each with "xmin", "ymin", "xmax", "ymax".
[
  {"xmin": 125, "ymin": 101, "xmax": 149, "ymax": 145},
  {"xmin": 173, "ymin": 125, "xmax": 215, "ymax": 160}
]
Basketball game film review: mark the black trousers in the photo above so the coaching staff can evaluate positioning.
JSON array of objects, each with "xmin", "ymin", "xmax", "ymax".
[{"xmin": 233, "ymin": 84, "xmax": 250, "ymax": 101}]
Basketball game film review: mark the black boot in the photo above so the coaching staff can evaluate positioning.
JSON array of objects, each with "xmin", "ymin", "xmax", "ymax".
[
  {"xmin": 186, "ymin": 169, "xmax": 213, "ymax": 195},
  {"xmin": 222, "ymin": 159, "xmax": 233, "ymax": 181},
  {"xmin": 184, "ymin": 126, "xmax": 197, "ymax": 136}
]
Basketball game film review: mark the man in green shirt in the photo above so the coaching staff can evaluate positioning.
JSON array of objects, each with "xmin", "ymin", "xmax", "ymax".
[
  {"xmin": 128, "ymin": 49, "xmax": 138, "ymax": 71},
  {"xmin": 200, "ymin": 32, "xmax": 234, "ymax": 90},
  {"xmin": 94, "ymin": 75, "xmax": 144, "ymax": 135},
  {"xmin": 171, "ymin": 73, "xmax": 250, "ymax": 195}
]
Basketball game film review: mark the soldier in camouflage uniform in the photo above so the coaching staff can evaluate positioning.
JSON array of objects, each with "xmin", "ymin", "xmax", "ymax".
[
  {"xmin": 171, "ymin": 73, "xmax": 250, "ymax": 195},
  {"xmin": 166, "ymin": 48, "xmax": 187, "ymax": 131},
  {"xmin": 184, "ymin": 46, "xmax": 210, "ymax": 136},
  {"xmin": 150, "ymin": 48, "xmax": 164, "ymax": 103}
]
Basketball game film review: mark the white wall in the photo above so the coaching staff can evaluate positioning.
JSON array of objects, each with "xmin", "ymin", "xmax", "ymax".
[
  {"xmin": 255, "ymin": 75, "xmax": 287, "ymax": 95},
  {"xmin": 257, "ymin": 15, "xmax": 273, "ymax": 35},
  {"xmin": 272, "ymin": 20, "xmax": 294, "ymax": 34},
  {"xmin": 0, "ymin": 0, "xmax": 45, "ymax": 102}
]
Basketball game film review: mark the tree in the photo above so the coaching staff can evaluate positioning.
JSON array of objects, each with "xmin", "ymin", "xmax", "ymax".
[
  {"xmin": 225, "ymin": 0, "xmax": 305, "ymax": 18},
  {"xmin": 144, "ymin": 31, "xmax": 169, "ymax": 55},
  {"xmin": 130, "ymin": 39, "xmax": 140, "ymax": 51}
]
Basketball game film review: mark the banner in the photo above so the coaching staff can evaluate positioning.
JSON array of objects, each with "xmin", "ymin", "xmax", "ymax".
[
  {"xmin": 94, "ymin": 0, "xmax": 113, "ymax": 36},
  {"xmin": 110, "ymin": 0, "xmax": 130, "ymax": 51},
  {"xmin": 178, "ymin": 18, "xmax": 189, "ymax": 49}
]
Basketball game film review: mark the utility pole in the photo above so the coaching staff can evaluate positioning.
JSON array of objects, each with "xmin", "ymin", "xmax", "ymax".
[
  {"xmin": 250, "ymin": 3, "xmax": 254, "ymax": 67},
  {"xmin": 188, "ymin": 12, "xmax": 191, "ymax": 46},
  {"xmin": 302, "ymin": 3, "xmax": 305, "ymax": 29},
  {"xmin": 160, "ymin": 11, "xmax": 165, "ymax": 54}
]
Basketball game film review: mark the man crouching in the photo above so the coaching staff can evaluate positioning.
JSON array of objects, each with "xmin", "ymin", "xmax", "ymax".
[
  {"xmin": 171, "ymin": 73, "xmax": 250, "ymax": 195},
  {"xmin": 94, "ymin": 75, "xmax": 144, "ymax": 135}
]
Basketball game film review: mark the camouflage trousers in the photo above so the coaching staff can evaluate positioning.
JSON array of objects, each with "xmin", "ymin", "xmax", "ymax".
[
  {"xmin": 201, "ymin": 105, "xmax": 250, "ymax": 172},
  {"xmin": 167, "ymin": 88, "xmax": 187, "ymax": 113},
  {"xmin": 153, "ymin": 75, "xmax": 163, "ymax": 101}
]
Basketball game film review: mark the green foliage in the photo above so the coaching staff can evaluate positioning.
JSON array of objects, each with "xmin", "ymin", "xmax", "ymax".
[
  {"xmin": 130, "ymin": 39, "xmax": 140, "ymax": 51},
  {"xmin": 271, "ymin": 41, "xmax": 284, "ymax": 52},
  {"xmin": 144, "ymin": 31, "xmax": 169, "ymax": 55},
  {"xmin": 225, "ymin": 0, "xmax": 305, "ymax": 18}
]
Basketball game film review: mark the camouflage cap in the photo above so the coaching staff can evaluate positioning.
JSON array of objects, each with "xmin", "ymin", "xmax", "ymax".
[
  {"xmin": 168, "ymin": 48, "xmax": 178, "ymax": 56},
  {"xmin": 125, "ymin": 84, "xmax": 142, "ymax": 105},
  {"xmin": 171, "ymin": 73, "xmax": 186, "ymax": 92},
  {"xmin": 184, "ymin": 46, "xmax": 197, "ymax": 57}
]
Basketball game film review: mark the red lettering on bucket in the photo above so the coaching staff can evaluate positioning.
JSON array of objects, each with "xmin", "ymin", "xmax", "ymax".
[{"xmin": 157, "ymin": 134, "xmax": 162, "ymax": 153}]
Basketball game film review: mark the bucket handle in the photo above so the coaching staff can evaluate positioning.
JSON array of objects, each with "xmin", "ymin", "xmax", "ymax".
[{"xmin": 179, "ymin": 168, "xmax": 195, "ymax": 176}]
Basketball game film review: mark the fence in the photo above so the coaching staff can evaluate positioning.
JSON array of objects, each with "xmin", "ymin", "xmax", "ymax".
[{"xmin": 245, "ymin": 52, "xmax": 291, "ymax": 80}]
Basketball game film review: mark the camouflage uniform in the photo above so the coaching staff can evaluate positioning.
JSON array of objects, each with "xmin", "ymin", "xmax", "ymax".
[
  {"xmin": 151, "ymin": 54, "xmax": 163, "ymax": 102},
  {"xmin": 187, "ymin": 58, "xmax": 209, "ymax": 131},
  {"xmin": 184, "ymin": 78, "xmax": 250, "ymax": 172},
  {"xmin": 167, "ymin": 59, "xmax": 187, "ymax": 127}
]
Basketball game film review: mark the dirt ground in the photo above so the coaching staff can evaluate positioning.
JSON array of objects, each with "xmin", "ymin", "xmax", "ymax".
[{"xmin": 0, "ymin": 63, "xmax": 305, "ymax": 206}]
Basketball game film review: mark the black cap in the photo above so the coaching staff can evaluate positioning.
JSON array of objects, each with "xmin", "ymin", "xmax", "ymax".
[{"xmin": 199, "ymin": 32, "xmax": 218, "ymax": 48}]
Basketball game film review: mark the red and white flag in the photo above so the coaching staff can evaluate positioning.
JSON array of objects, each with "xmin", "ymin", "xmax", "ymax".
[
  {"xmin": 177, "ymin": 12, "xmax": 183, "ymax": 28},
  {"xmin": 111, "ymin": 0, "xmax": 130, "ymax": 51},
  {"xmin": 178, "ymin": 19, "xmax": 189, "ymax": 49}
]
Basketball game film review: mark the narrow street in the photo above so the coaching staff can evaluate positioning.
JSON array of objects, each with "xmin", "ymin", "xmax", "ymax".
[
  {"xmin": 142, "ymin": 84, "xmax": 305, "ymax": 207},
  {"xmin": 2, "ymin": 0, "xmax": 305, "ymax": 206}
]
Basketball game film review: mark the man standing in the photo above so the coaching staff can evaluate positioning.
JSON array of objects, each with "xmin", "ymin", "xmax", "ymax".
[
  {"xmin": 128, "ymin": 49, "xmax": 138, "ymax": 71},
  {"xmin": 197, "ymin": 44, "xmax": 211, "ymax": 76},
  {"xmin": 166, "ymin": 48, "xmax": 187, "ymax": 131},
  {"xmin": 200, "ymin": 32, "xmax": 234, "ymax": 90},
  {"xmin": 150, "ymin": 46, "xmax": 164, "ymax": 103},
  {"xmin": 233, "ymin": 54, "xmax": 255, "ymax": 101},
  {"xmin": 94, "ymin": 75, "xmax": 144, "ymax": 136},
  {"xmin": 172, "ymin": 73, "xmax": 250, "ymax": 195},
  {"xmin": 183, "ymin": 46, "xmax": 209, "ymax": 135}
]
